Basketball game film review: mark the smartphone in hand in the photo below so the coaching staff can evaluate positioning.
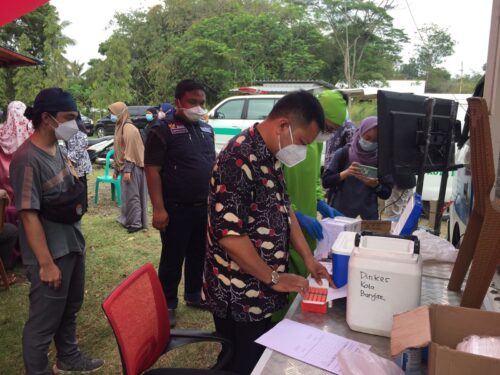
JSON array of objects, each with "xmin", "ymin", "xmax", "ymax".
[{"xmin": 358, "ymin": 164, "xmax": 378, "ymax": 178}]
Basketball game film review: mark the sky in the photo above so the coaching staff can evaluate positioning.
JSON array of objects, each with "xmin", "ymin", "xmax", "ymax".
[{"xmin": 49, "ymin": 0, "xmax": 494, "ymax": 77}]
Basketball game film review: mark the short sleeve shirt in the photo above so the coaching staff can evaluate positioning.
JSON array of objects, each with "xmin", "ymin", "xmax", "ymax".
[
  {"xmin": 202, "ymin": 125, "xmax": 291, "ymax": 322},
  {"xmin": 9, "ymin": 141, "xmax": 85, "ymax": 265}
]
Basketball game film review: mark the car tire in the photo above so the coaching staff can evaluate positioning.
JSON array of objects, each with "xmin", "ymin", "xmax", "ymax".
[{"xmin": 96, "ymin": 127, "xmax": 105, "ymax": 138}]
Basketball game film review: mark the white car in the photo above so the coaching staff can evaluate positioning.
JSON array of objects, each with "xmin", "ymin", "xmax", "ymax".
[{"xmin": 208, "ymin": 95, "xmax": 282, "ymax": 152}]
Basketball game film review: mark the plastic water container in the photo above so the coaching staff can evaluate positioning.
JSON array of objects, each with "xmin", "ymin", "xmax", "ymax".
[
  {"xmin": 331, "ymin": 231, "xmax": 357, "ymax": 288},
  {"xmin": 346, "ymin": 232, "xmax": 422, "ymax": 337}
]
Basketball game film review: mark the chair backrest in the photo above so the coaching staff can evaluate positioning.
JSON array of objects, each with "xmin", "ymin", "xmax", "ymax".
[
  {"xmin": 467, "ymin": 98, "xmax": 495, "ymax": 215},
  {"xmin": 102, "ymin": 263, "xmax": 171, "ymax": 375},
  {"xmin": 104, "ymin": 148, "xmax": 115, "ymax": 177}
]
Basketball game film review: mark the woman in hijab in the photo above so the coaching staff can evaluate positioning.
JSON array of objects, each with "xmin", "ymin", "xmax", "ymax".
[
  {"xmin": 110, "ymin": 102, "xmax": 148, "ymax": 233},
  {"xmin": 322, "ymin": 116, "xmax": 393, "ymax": 219},
  {"xmin": 0, "ymin": 101, "xmax": 34, "ymax": 202}
]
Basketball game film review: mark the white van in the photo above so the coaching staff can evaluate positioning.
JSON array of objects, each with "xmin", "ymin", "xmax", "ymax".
[{"xmin": 208, "ymin": 95, "xmax": 282, "ymax": 152}]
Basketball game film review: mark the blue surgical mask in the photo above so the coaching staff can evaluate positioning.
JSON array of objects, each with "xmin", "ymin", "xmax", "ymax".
[
  {"xmin": 110, "ymin": 114, "xmax": 118, "ymax": 123},
  {"xmin": 359, "ymin": 137, "xmax": 377, "ymax": 152},
  {"xmin": 146, "ymin": 114, "xmax": 154, "ymax": 122}
]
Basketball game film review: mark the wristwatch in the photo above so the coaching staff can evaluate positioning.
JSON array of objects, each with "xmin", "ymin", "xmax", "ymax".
[{"xmin": 267, "ymin": 271, "xmax": 280, "ymax": 287}]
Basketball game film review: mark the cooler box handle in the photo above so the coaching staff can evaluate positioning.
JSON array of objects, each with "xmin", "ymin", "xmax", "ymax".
[{"xmin": 354, "ymin": 231, "xmax": 420, "ymax": 254}]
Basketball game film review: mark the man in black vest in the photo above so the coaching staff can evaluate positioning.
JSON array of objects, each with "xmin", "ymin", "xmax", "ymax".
[{"xmin": 145, "ymin": 80, "xmax": 216, "ymax": 327}]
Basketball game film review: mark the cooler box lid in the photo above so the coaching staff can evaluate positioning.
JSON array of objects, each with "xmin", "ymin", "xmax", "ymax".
[
  {"xmin": 355, "ymin": 232, "xmax": 420, "ymax": 259},
  {"xmin": 331, "ymin": 231, "xmax": 357, "ymax": 256}
]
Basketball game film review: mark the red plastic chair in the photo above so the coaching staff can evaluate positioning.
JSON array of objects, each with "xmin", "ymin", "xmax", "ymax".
[{"xmin": 102, "ymin": 263, "xmax": 235, "ymax": 375}]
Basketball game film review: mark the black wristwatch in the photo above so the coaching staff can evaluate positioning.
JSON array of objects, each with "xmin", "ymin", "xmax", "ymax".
[{"xmin": 267, "ymin": 271, "xmax": 280, "ymax": 287}]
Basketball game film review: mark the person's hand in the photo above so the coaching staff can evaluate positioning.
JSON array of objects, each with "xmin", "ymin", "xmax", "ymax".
[
  {"xmin": 355, "ymin": 175, "xmax": 379, "ymax": 188},
  {"xmin": 305, "ymin": 256, "xmax": 335, "ymax": 288},
  {"xmin": 340, "ymin": 162, "xmax": 361, "ymax": 180},
  {"xmin": 295, "ymin": 211, "xmax": 323, "ymax": 240},
  {"xmin": 271, "ymin": 273, "xmax": 309, "ymax": 296},
  {"xmin": 317, "ymin": 200, "xmax": 344, "ymax": 218},
  {"xmin": 40, "ymin": 263, "xmax": 62, "ymax": 289},
  {"xmin": 152, "ymin": 207, "xmax": 169, "ymax": 231},
  {"xmin": 122, "ymin": 172, "xmax": 131, "ymax": 183},
  {"xmin": 0, "ymin": 189, "xmax": 9, "ymax": 205}
]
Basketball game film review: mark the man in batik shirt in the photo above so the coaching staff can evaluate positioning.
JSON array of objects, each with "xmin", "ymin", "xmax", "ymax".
[{"xmin": 203, "ymin": 91, "xmax": 333, "ymax": 375}]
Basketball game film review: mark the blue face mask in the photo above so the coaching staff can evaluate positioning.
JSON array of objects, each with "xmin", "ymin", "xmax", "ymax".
[
  {"xmin": 110, "ymin": 114, "xmax": 118, "ymax": 123},
  {"xmin": 359, "ymin": 137, "xmax": 377, "ymax": 152},
  {"xmin": 146, "ymin": 114, "xmax": 154, "ymax": 122}
]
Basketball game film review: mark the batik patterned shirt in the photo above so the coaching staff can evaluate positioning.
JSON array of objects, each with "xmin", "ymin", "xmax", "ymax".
[
  {"xmin": 202, "ymin": 124, "xmax": 290, "ymax": 322},
  {"xmin": 59, "ymin": 131, "xmax": 92, "ymax": 178}
]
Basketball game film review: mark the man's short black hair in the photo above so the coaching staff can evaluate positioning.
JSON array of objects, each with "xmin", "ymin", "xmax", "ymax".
[
  {"xmin": 175, "ymin": 80, "xmax": 206, "ymax": 100},
  {"xmin": 268, "ymin": 91, "xmax": 325, "ymax": 131}
]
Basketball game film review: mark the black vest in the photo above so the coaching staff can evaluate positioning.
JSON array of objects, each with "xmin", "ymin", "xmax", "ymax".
[{"xmin": 153, "ymin": 117, "xmax": 216, "ymax": 204}]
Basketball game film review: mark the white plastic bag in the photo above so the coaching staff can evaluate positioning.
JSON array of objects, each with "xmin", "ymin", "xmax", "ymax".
[
  {"xmin": 337, "ymin": 347, "xmax": 404, "ymax": 375},
  {"xmin": 456, "ymin": 335, "xmax": 500, "ymax": 359},
  {"xmin": 413, "ymin": 229, "xmax": 458, "ymax": 262}
]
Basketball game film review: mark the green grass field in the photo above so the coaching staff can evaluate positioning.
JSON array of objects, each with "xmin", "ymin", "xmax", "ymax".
[{"xmin": 0, "ymin": 166, "xmax": 220, "ymax": 374}]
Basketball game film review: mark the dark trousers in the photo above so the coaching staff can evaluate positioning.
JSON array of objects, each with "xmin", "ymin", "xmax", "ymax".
[
  {"xmin": 23, "ymin": 252, "xmax": 85, "ymax": 375},
  {"xmin": 0, "ymin": 222, "xmax": 17, "ymax": 269},
  {"xmin": 158, "ymin": 204, "xmax": 207, "ymax": 309},
  {"xmin": 213, "ymin": 315, "xmax": 273, "ymax": 375},
  {"xmin": 79, "ymin": 174, "xmax": 88, "ymax": 214}
]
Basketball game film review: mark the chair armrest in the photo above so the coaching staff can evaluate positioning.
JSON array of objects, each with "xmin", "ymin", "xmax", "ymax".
[{"xmin": 165, "ymin": 330, "xmax": 234, "ymax": 370}]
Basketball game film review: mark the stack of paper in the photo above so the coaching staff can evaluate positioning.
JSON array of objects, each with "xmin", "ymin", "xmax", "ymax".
[{"xmin": 255, "ymin": 319, "xmax": 371, "ymax": 374}]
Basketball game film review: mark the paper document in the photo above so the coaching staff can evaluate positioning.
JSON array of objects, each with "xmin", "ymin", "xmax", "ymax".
[
  {"xmin": 255, "ymin": 319, "xmax": 370, "ymax": 374},
  {"xmin": 319, "ymin": 261, "xmax": 332, "ymax": 274},
  {"xmin": 308, "ymin": 277, "xmax": 347, "ymax": 301}
]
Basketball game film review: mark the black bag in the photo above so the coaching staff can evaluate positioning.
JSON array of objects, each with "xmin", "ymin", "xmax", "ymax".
[{"xmin": 40, "ymin": 153, "xmax": 86, "ymax": 224}]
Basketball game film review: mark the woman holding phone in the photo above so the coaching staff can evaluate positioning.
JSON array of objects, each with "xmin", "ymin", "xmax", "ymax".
[{"xmin": 322, "ymin": 116, "xmax": 393, "ymax": 219}]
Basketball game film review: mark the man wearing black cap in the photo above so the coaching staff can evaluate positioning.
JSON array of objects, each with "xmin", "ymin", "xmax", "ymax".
[{"xmin": 10, "ymin": 88, "xmax": 104, "ymax": 374}]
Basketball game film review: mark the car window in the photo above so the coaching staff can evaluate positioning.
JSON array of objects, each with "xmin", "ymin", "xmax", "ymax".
[
  {"xmin": 129, "ymin": 107, "xmax": 147, "ymax": 117},
  {"xmin": 215, "ymin": 99, "xmax": 245, "ymax": 120},
  {"xmin": 246, "ymin": 99, "xmax": 275, "ymax": 120}
]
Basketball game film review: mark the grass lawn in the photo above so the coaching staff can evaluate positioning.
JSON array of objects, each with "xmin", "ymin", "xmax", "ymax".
[{"xmin": 0, "ymin": 166, "xmax": 220, "ymax": 374}]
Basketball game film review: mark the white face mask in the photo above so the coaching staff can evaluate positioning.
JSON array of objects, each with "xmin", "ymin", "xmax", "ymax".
[
  {"xmin": 315, "ymin": 132, "xmax": 333, "ymax": 143},
  {"xmin": 182, "ymin": 106, "xmax": 207, "ymax": 122},
  {"xmin": 50, "ymin": 116, "xmax": 79, "ymax": 141},
  {"xmin": 157, "ymin": 111, "xmax": 166, "ymax": 120},
  {"xmin": 275, "ymin": 125, "xmax": 307, "ymax": 167}
]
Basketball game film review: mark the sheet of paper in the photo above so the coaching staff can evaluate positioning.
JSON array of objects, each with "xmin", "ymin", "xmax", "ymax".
[
  {"xmin": 308, "ymin": 277, "xmax": 347, "ymax": 301},
  {"xmin": 255, "ymin": 319, "xmax": 370, "ymax": 374},
  {"xmin": 319, "ymin": 261, "xmax": 332, "ymax": 274}
]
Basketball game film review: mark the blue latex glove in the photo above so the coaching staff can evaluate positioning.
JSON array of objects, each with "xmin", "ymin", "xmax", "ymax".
[
  {"xmin": 295, "ymin": 211, "xmax": 324, "ymax": 241},
  {"xmin": 317, "ymin": 200, "xmax": 344, "ymax": 218}
]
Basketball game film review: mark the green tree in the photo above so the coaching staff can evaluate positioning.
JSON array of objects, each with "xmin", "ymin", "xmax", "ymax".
[
  {"xmin": 12, "ymin": 34, "xmax": 45, "ymax": 104},
  {"xmin": 87, "ymin": 36, "xmax": 133, "ymax": 110},
  {"xmin": 400, "ymin": 23, "xmax": 455, "ymax": 80},
  {"xmin": 313, "ymin": 0, "xmax": 408, "ymax": 87},
  {"xmin": 170, "ymin": 10, "xmax": 327, "ymax": 102},
  {"xmin": 0, "ymin": 4, "xmax": 74, "ymax": 105},
  {"xmin": 415, "ymin": 24, "xmax": 455, "ymax": 79}
]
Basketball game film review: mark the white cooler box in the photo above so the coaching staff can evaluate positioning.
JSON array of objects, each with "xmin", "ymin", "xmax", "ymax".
[
  {"xmin": 315, "ymin": 217, "xmax": 361, "ymax": 259},
  {"xmin": 346, "ymin": 232, "xmax": 422, "ymax": 337}
]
